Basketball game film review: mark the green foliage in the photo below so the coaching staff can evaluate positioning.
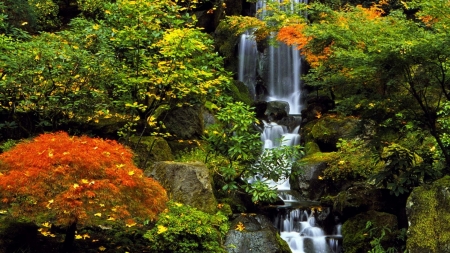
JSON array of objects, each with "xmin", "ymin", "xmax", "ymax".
[
  {"xmin": 144, "ymin": 201, "xmax": 229, "ymax": 253},
  {"xmin": 365, "ymin": 221, "xmax": 405, "ymax": 253},
  {"xmin": 371, "ymin": 143, "xmax": 440, "ymax": 196},
  {"xmin": 0, "ymin": 0, "xmax": 233, "ymax": 140},
  {"xmin": 0, "ymin": 139, "xmax": 18, "ymax": 152},
  {"xmin": 204, "ymin": 102, "xmax": 304, "ymax": 203},
  {"xmin": 323, "ymin": 138, "xmax": 380, "ymax": 181}
]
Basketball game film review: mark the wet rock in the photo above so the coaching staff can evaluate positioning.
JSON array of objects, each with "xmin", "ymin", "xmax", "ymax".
[
  {"xmin": 406, "ymin": 176, "xmax": 450, "ymax": 253},
  {"xmin": 146, "ymin": 161, "xmax": 217, "ymax": 214},
  {"xmin": 265, "ymin": 101, "xmax": 290, "ymax": 121},
  {"xmin": 224, "ymin": 214, "xmax": 291, "ymax": 253}
]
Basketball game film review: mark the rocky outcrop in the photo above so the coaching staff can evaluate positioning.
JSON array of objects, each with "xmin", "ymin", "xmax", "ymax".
[
  {"xmin": 224, "ymin": 214, "xmax": 291, "ymax": 253},
  {"xmin": 302, "ymin": 115, "xmax": 359, "ymax": 152},
  {"xmin": 146, "ymin": 161, "xmax": 217, "ymax": 214},
  {"xmin": 343, "ymin": 210, "xmax": 398, "ymax": 253},
  {"xmin": 129, "ymin": 136, "xmax": 174, "ymax": 168},
  {"xmin": 406, "ymin": 176, "xmax": 450, "ymax": 253},
  {"xmin": 161, "ymin": 106, "xmax": 204, "ymax": 139}
]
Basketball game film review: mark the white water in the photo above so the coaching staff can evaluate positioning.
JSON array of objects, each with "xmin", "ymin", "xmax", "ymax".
[
  {"xmin": 240, "ymin": 1, "xmax": 342, "ymax": 251},
  {"xmin": 238, "ymin": 0, "xmax": 306, "ymax": 114}
]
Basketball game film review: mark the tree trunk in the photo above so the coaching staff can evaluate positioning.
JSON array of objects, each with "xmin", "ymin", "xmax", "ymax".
[{"xmin": 61, "ymin": 220, "xmax": 77, "ymax": 253}]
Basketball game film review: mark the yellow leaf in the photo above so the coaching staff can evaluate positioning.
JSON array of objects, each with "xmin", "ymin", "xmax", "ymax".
[
  {"xmin": 99, "ymin": 246, "xmax": 106, "ymax": 251},
  {"xmin": 41, "ymin": 222, "xmax": 51, "ymax": 228},
  {"xmin": 105, "ymin": 10, "xmax": 111, "ymax": 14},
  {"xmin": 82, "ymin": 179, "xmax": 89, "ymax": 184},
  {"xmin": 116, "ymin": 164, "xmax": 125, "ymax": 168},
  {"xmin": 157, "ymin": 225, "xmax": 168, "ymax": 234},
  {"xmin": 82, "ymin": 234, "xmax": 90, "ymax": 239},
  {"xmin": 93, "ymin": 24, "xmax": 100, "ymax": 30},
  {"xmin": 21, "ymin": 22, "xmax": 28, "ymax": 26},
  {"xmin": 128, "ymin": 170, "xmax": 135, "ymax": 176},
  {"xmin": 75, "ymin": 234, "xmax": 83, "ymax": 240},
  {"xmin": 35, "ymin": 54, "xmax": 40, "ymax": 60},
  {"xmin": 235, "ymin": 222, "xmax": 245, "ymax": 231},
  {"xmin": 94, "ymin": 213, "xmax": 102, "ymax": 217},
  {"xmin": 48, "ymin": 199, "xmax": 54, "ymax": 204},
  {"xmin": 107, "ymin": 217, "xmax": 116, "ymax": 221},
  {"xmin": 125, "ymin": 222, "xmax": 137, "ymax": 227},
  {"xmin": 73, "ymin": 183, "xmax": 79, "ymax": 189}
]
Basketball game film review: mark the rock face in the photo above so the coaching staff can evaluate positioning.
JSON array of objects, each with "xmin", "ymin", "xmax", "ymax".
[
  {"xmin": 161, "ymin": 106, "xmax": 203, "ymax": 139},
  {"xmin": 224, "ymin": 214, "xmax": 291, "ymax": 253},
  {"xmin": 129, "ymin": 136, "xmax": 174, "ymax": 164},
  {"xmin": 406, "ymin": 176, "xmax": 450, "ymax": 253},
  {"xmin": 265, "ymin": 101, "xmax": 290, "ymax": 121},
  {"xmin": 343, "ymin": 210, "xmax": 398, "ymax": 253},
  {"xmin": 146, "ymin": 161, "xmax": 217, "ymax": 214},
  {"xmin": 302, "ymin": 115, "xmax": 359, "ymax": 152}
]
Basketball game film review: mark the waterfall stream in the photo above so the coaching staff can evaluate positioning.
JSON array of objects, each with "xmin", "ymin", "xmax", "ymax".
[{"xmin": 238, "ymin": 1, "xmax": 342, "ymax": 252}]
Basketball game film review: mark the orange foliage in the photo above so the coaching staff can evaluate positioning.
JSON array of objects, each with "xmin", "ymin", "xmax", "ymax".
[
  {"xmin": 276, "ymin": 24, "xmax": 310, "ymax": 50},
  {"xmin": 0, "ymin": 132, "xmax": 167, "ymax": 227}
]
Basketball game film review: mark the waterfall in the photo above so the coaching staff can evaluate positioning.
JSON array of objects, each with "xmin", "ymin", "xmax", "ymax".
[
  {"xmin": 238, "ymin": 0, "xmax": 306, "ymax": 114},
  {"xmin": 239, "ymin": 1, "xmax": 342, "ymax": 252}
]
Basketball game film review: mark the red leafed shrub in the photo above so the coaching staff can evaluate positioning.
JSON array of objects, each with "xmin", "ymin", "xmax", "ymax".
[{"xmin": 0, "ymin": 131, "xmax": 168, "ymax": 227}]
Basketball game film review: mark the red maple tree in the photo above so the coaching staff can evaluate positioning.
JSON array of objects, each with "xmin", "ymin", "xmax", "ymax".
[{"xmin": 0, "ymin": 132, "xmax": 167, "ymax": 249}]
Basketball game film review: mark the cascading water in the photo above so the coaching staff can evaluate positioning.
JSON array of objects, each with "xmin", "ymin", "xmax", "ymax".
[
  {"xmin": 239, "ymin": 1, "xmax": 343, "ymax": 252},
  {"xmin": 238, "ymin": 0, "xmax": 306, "ymax": 114}
]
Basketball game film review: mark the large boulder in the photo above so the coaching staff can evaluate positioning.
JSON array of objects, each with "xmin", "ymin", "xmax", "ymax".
[
  {"xmin": 406, "ymin": 176, "xmax": 450, "ymax": 253},
  {"xmin": 161, "ymin": 106, "xmax": 203, "ymax": 139},
  {"xmin": 146, "ymin": 161, "xmax": 217, "ymax": 214},
  {"xmin": 224, "ymin": 214, "xmax": 291, "ymax": 253},
  {"xmin": 342, "ymin": 210, "xmax": 398, "ymax": 253},
  {"xmin": 128, "ymin": 136, "xmax": 174, "ymax": 168},
  {"xmin": 291, "ymin": 152, "xmax": 339, "ymax": 202},
  {"xmin": 302, "ymin": 115, "xmax": 359, "ymax": 152}
]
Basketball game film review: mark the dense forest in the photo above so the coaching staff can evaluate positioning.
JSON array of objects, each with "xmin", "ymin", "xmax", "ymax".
[{"xmin": 1, "ymin": 0, "xmax": 450, "ymax": 252}]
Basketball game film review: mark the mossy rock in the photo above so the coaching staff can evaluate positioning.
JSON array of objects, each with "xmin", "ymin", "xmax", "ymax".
[
  {"xmin": 129, "ymin": 136, "xmax": 174, "ymax": 168},
  {"xmin": 292, "ymin": 152, "xmax": 338, "ymax": 201},
  {"xmin": 406, "ymin": 176, "xmax": 450, "ymax": 253},
  {"xmin": 342, "ymin": 210, "xmax": 398, "ymax": 253},
  {"xmin": 224, "ymin": 80, "xmax": 253, "ymax": 105},
  {"xmin": 302, "ymin": 115, "xmax": 359, "ymax": 152},
  {"xmin": 304, "ymin": 141, "xmax": 321, "ymax": 156}
]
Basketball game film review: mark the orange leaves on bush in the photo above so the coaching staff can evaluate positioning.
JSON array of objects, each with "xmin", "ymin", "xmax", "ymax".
[{"xmin": 0, "ymin": 131, "xmax": 167, "ymax": 227}]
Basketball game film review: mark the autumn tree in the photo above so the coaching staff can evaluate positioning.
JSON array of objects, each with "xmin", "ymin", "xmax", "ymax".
[{"xmin": 0, "ymin": 132, "xmax": 168, "ymax": 251}]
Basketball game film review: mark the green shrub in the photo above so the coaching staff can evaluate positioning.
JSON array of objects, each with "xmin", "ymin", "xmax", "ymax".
[{"xmin": 144, "ymin": 201, "xmax": 229, "ymax": 253}]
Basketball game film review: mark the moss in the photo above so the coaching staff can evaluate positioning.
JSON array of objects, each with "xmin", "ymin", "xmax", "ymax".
[
  {"xmin": 300, "ymin": 151, "xmax": 337, "ymax": 164},
  {"xmin": 406, "ymin": 176, "xmax": 450, "ymax": 253},
  {"xmin": 129, "ymin": 136, "xmax": 174, "ymax": 168},
  {"xmin": 302, "ymin": 114, "xmax": 359, "ymax": 151},
  {"xmin": 343, "ymin": 210, "xmax": 398, "ymax": 253},
  {"xmin": 304, "ymin": 141, "xmax": 321, "ymax": 155},
  {"xmin": 224, "ymin": 80, "xmax": 253, "ymax": 105}
]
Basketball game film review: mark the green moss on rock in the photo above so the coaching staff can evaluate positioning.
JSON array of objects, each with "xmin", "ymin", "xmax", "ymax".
[
  {"xmin": 406, "ymin": 176, "xmax": 450, "ymax": 253},
  {"xmin": 129, "ymin": 136, "xmax": 174, "ymax": 168},
  {"xmin": 302, "ymin": 115, "xmax": 359, "ymax": 151}
]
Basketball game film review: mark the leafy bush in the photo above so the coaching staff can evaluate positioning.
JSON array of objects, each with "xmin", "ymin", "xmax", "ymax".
[
  {"xmin": 0, "ymin": 132, "xmax": 168, "ymax": 228},
  {"xmin": 144, "ymin": 201, "xmax": 229, "ymax": 253},
  {"xmin": 371, "ymin": 143, "xmax": 440, "ymax": 196}
]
